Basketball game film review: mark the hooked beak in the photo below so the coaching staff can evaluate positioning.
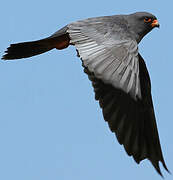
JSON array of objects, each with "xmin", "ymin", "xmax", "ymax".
[{"xmin": 151, "ymin": 19, "xmax": 160, "ymax": 28}]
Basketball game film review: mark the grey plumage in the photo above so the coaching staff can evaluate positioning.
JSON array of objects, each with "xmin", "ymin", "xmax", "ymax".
[{"xmin": 2, "ymin": 12, "xmax": 169, "ymax": 177}]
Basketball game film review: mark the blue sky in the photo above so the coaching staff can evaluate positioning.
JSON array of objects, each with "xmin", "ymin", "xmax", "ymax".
[{"xmin": 0, "ymin": 0, "xmax": 172, "ymax": 180}]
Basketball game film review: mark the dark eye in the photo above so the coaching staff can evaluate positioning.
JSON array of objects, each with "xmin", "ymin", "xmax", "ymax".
[{"xmin": 144, "ymin": 17, "xmax": 152, "ymax": 23}]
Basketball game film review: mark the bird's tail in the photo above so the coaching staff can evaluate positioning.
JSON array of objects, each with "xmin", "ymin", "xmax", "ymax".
[{"xmin": 2, "ymin": 34, "xmax": 70, "ymax": 60}]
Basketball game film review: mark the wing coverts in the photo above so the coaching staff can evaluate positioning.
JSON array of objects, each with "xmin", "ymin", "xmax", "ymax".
[{"xmin": 67, "ymin": 19, "xmax": 141, "ymax": 100}]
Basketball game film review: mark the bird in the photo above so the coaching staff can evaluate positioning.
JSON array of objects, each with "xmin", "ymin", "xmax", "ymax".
[{"xmin": 2, "ymin": 12, "xmax": 170, "ymax": 177}]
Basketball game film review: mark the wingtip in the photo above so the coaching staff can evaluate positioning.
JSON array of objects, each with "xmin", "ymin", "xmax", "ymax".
[
  {"xmin": 151, "ymin": 161, "xmax": 164, "ymax": 178},
  {"xmin": 162, "ymin": 161, "xmax": 171, "ymax": 175},
  {"xmin": 156, "ymin": 167, "xmax": 164, "ymax": 178},
  {"xmin": 150, "ymin": 159, "xmax": 171, "ymax": 178}
]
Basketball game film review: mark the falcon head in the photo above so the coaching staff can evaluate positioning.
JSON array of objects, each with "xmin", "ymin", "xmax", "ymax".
[{"xmin": 126, "ymin": 12, "xmax": 160, "ymax": 43}]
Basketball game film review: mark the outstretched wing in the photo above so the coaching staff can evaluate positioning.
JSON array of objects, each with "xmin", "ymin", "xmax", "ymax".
[{"xmin": 67, "ymin": 19, "xmax": 169, "ymax": 176}]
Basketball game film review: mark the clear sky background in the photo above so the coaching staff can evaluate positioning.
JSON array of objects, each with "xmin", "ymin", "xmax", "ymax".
[{"xmin": 0, "ymin": 0, "xmax": 172, "ymax": 180}]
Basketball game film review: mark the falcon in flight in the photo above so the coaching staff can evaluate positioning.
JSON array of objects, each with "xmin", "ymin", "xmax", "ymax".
[{"xmin": 2, "ymin": 12, "xmax": 169, "ymax": 176}]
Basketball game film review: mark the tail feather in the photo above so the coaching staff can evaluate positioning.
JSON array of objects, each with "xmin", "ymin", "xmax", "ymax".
[{"xmin": 2, "ymin": 34, "xmax": 70, "ymax": 60}]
